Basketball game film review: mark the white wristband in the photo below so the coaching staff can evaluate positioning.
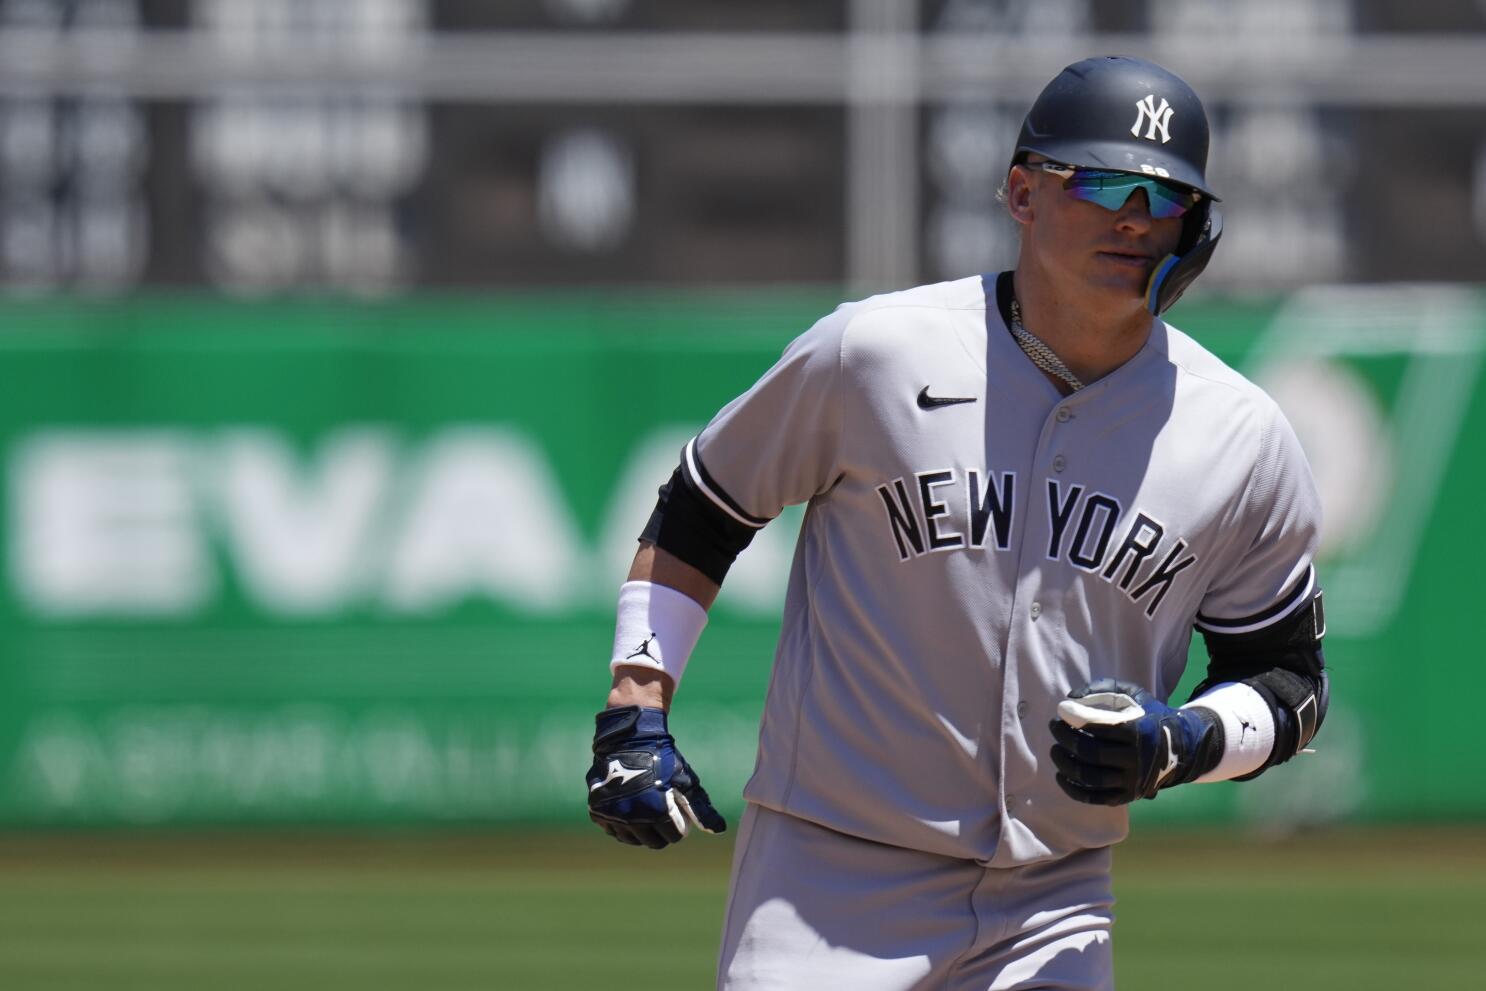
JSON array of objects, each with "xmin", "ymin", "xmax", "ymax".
[
  {"xmin": 1183, "ymin": 682, "xmax": 1276, "ymax": 783},
  {"xmin": 609, "ymin": 580, "xmax": 709, "ymax": 690}
]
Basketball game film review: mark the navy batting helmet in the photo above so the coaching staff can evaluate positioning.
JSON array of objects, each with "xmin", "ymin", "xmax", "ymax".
[{"xmin": 1011, "ymin": 56, "xmax": 1223, "ymax": 314}]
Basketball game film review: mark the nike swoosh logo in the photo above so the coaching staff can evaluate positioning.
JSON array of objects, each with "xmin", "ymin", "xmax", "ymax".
[
  {"xmin": 590, "ymin": 758, "xmax": 647, "ymax": 792},
  {"xmin": 917, "ymin": 386, "xmax": 977, "ymax": 410}
]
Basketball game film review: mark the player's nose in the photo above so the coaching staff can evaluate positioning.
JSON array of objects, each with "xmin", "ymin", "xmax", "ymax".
[{"xmin": 1113, "ymin": 188, "xmax": 1154, "ymax": 233}]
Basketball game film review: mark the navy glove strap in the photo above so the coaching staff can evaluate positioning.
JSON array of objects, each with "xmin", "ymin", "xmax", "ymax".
[{"xmin": 594, "ymin": 704, "xmax": 670, "ymax": 747}]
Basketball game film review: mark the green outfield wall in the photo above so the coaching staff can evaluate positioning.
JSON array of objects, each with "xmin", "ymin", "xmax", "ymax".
[{"xmin": 0, "ymin": 285, "xmax": 1480, "ymax": 829}]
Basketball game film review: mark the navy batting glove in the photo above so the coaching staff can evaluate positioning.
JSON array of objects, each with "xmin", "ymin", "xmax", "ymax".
[
  {"xmin": 1049, "ymin": 678, "xmax": 1223, "ymax": 805},
  {"xmin": 586, "ymin": 705, "xmax": 727, "ymax": 849}
]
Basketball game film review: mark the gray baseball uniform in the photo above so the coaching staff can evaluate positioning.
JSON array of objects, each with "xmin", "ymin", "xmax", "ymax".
[{"xmin": 685, "ymin": 268, "xmax": 1317, "ymax": 836}]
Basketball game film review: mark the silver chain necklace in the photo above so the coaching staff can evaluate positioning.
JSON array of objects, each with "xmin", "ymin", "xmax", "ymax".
[{"xmin": 1008, "ymin": 298, "xmax": 1084, "ymax": 393}]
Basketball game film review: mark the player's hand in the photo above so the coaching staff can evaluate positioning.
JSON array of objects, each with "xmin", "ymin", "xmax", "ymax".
[
  {"xmin": 586, "ymin": 705, "xmax": 727, "ymax": 849},
  {"xmin": 1048, "ymin": 678, "xmax": 1220, "ymax": 805}
]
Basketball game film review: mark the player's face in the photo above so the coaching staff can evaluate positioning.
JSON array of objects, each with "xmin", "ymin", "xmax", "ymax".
[{"xmin": 1012, "ymin": 163, "xmax": 1188, "ymax": 303}]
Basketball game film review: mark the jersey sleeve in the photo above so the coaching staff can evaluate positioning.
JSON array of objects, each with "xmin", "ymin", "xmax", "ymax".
[
  {"xmin": 1195, "ymin": 404, "xmax": 1322, "ymax": 634},
  {"xmin": 681, "ymin": 305, "xmax": 851, "ymax": 528}
]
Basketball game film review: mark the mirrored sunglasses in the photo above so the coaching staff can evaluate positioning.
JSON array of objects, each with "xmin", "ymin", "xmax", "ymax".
[{"xmin": 1035, "ymin": 162, "xmax": 1200, "ymax": 220}]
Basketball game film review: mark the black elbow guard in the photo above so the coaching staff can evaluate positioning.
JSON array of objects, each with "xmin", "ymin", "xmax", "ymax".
[
  {"xmin": 1195, "ymin": 589, "xmax": 1329, "ymax": 778},
  {"xmin": 1239, "ymin": 666, "xmax": 1327, "ymax": 775},
  {"xmin": 640, "ymin": 467, "xmax": 761, "ymax": 585}
]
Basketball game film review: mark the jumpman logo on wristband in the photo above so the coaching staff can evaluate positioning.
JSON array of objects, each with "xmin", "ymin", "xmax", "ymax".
[{"xmin": 626, "ymin": 633, "xmax": 659, "ymax": 662}]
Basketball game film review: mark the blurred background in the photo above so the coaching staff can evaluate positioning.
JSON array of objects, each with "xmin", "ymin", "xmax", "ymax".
[{"xmin": 0, "ymin": 1, "xmax": 1482, "ymax": 989}]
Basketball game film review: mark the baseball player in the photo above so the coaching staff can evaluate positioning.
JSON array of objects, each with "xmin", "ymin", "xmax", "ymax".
[{"xmin": 586, "ymin": 56, "xmax": 1328, "ymax": 990}]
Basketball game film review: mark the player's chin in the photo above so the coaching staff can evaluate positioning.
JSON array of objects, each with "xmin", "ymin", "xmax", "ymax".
[{"xmin": 1086, "ymin": 257, "xmax": 1153, "ymax": 296}]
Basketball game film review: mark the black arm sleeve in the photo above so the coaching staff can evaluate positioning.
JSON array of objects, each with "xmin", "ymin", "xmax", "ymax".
[
  {"xmin": 1190, "ymin": 589, "xmax": 1328, "ymax": 781},
  {"xmin": 639, "ymin": 466, "xmax": 760, "ymax": 585}
]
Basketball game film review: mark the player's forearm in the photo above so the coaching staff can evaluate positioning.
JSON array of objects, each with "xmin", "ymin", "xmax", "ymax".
[
  {"xmin": 604, "ymin": 543, "xmax": 721, "ymax": 713},
  {"xmin": 627, "ymin": 541, "xmax": 721, "ymax": 609}
]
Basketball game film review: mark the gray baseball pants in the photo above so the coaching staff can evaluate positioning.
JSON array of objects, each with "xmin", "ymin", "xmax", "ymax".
[{"xmin": 717, "ymin": 804, "xmax": 1115, "ymax": 990}]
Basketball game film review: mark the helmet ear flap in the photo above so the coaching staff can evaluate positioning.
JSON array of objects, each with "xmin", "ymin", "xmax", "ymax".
[
  {"xmin": 1177, "ymin": 198, "xmax": 1213, "ymax": 255},
  {"xmin": 1146, "ymin": 205, "xmax": 1223, "ymax": 315}
]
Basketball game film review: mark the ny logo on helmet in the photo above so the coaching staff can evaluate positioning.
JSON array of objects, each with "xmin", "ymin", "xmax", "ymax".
[{"xmin": 1131, "ymin": 95, "xmax": 1174, "ymax": 144}]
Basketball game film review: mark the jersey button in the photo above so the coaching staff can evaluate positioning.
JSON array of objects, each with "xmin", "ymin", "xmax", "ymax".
[
  {"xmin": 1029, "ymin": 601, "xmax": 1041, "ymax": 619},
  {"xmin": 1017, "ymin": 700, "xmax": 1029, "ymax": 718},
  {"xmin": 1056, "ymin": 407, "xmax": 1073, "ymax": 422},
  {"xmin": 1052, "ymin": 455, "xmax": 1067, "ymax": 472}
]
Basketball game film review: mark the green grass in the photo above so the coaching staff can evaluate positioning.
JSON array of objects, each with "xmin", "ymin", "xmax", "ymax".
[
  {"xmin": 1112, "ymin": 829, "xmax": 1486, "ymax": 989},
  {"xmin": 0, "ymin": 826, "xmax": 1480, "ymax": 990}
]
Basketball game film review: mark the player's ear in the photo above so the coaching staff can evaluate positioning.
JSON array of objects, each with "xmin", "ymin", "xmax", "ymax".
[{"xmin": 1004, "ymin": 165, "xmax": 1035, "ymax": 227}]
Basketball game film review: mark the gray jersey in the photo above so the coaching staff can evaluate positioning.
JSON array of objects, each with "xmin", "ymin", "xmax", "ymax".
[{"xmin": 685, "ymin": 273, "xmax": 1321, "ymax": 867}]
